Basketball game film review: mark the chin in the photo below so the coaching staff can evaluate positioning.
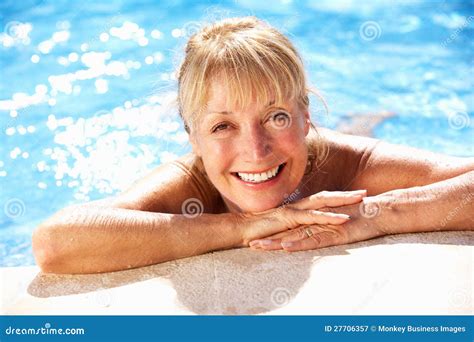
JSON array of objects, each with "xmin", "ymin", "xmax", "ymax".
[{"xmin": 236, "ymin": 197, "xmax": 282, "ymax": 213}]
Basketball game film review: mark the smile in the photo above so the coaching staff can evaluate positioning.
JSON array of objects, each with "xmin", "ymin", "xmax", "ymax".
[{"xmin": 232, "ymin": 163, "xmax": 286, "ymax": 184}]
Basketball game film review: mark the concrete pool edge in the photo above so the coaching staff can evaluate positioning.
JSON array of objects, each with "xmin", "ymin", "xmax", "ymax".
[{"xmin": 1, "ymin": 231, "xmax": 472, "ymax": 315}]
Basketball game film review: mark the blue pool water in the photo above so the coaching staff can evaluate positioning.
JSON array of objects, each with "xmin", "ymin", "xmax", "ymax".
[{"xmin": 0, "ymin": 0, "xmax": 473, "ymax": 267}]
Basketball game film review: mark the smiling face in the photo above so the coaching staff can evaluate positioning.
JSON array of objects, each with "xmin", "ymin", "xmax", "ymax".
[
  {"xmin": 177, "ymin": 17, "xmax": 316, "ymax": 211},
  {"xmin": 190, "ymin": 79, "xmax": 311, "ymax": 213}
]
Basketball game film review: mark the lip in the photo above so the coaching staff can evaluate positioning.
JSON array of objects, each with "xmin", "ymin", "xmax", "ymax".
[
  {"xmin": 233, "ymin": 164, "xmax": 281, "ymax": 174},
  {"xmin": 231, "ymin": 163, "xmax": 286, "ymax": 189}
]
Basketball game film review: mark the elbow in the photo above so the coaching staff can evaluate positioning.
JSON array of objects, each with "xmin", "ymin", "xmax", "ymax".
[
  {"xmin": 32, "ymin": 221, "xmax": 63, "ymax": 274},
  {"xmin": 32, "ymin": 207, "xmax": 107, "ymax": 275},
  {"xmin": 32, "ymin": 210, "xmax": 75, "ymax": 274}
]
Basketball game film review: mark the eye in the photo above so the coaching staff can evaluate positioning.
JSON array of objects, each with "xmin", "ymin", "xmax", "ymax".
[
  {"xmin": 272, "ymin": 111, "xmax": 290, "ymax": 120},
  {"xmin": 211, "ymin": 123, "xmax": 230, "ymax": 133},
  {"xmin": 268, "ymin": 111, "xmax": 292, "ymax": 129}
]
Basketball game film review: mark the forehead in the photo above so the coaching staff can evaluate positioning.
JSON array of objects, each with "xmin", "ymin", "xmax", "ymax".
[{"xmin": 205, "ymin": 78, "xmax": 293, "ymax": 112}]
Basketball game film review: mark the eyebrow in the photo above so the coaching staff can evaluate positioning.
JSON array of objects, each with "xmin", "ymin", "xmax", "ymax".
[
  {"xmin": 210, "ymin": 110, "xmax": 233, "ymax": 115},
  {"xmin": 207, "ymin": 100, "xmax": 276, "ymax": 115}
]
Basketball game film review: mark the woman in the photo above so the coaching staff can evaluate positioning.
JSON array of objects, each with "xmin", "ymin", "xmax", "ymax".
[{"xmin": 32, "ymin": 17, "xmax": 473, "ymax": 274}]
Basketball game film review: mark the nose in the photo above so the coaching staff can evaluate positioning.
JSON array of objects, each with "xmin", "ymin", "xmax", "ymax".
[{"xmin": 240, "ymin": 123, "xmax": 273, "ymax": 162}]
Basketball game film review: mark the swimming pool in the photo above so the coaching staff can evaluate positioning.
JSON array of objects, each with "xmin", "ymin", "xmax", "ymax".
[{"xmin": 1, "ymin": 0, "xmax": 473, "ymax": 267}]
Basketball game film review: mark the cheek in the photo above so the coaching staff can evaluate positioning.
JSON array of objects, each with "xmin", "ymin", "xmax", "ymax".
[
  {"xmin": 275, "ymin": 130, "xmax": 308, "ymax": 177},
  {"xmin": 212, "ymin": 141, "xmax": 231, "ymax": 155},
  {"xmin": 276, "ymin": 129, "xmax": 306, "ymax": 153},
  {"xmin": 200, "ymin": 140, "xmax": 234, "ymax": 176}
]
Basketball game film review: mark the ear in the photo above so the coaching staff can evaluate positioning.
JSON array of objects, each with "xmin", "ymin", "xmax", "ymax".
[{"xmin": 303, "ymin": 109, "xmax": 311, "ymax": 136}]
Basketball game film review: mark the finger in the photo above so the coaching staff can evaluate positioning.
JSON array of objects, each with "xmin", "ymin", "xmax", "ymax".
[
  {"xmin": 288, "ymin": 190, "xmax": 367, "ymax": 210},
  {"xmin": 253, "ymin": 229, "xmax": 295, "ymax": 241},
  {"xmin": 292, "ymin": 190, "xmax": 367, "ymax": 210},
  {"xmin": 252, "ymin": 225, "xmax": 311, "ymax": 242},
  {"xmin": 250, "ymin": 239, "xmax": 282, "ymax": 250},
  {"xmin": 249, "ymin": 206, "xmax": 350, "ymax": 242},
  {"xmin": 249, "ymin": 244, "xmax": 262, "ymax": 250},
  {"xmin": 281, "ymin": 229, "xmax": 346, "ymax": 251},
  {"xmin": 250, "ymin": 228, "xmax": 309, "ymax": 250},
  {"xmin": 288, "ymin": 209, "xmax": 351, "ymax": 227}
]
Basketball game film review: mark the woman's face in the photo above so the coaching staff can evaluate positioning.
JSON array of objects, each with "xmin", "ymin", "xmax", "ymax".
[{"xmin": 190, "ymin": 79, "xmax": 311, "ymax": 213}]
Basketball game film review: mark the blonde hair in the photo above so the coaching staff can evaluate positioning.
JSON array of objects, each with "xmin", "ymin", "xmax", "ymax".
[{"xmin": 177, "ymin": 16, "xmax": 328, "ymax": 165}]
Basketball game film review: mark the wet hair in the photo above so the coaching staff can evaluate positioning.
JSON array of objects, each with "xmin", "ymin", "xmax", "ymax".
[{"xmin": 177, "ymin": 16, "xmax": 327, "ymax": 164}]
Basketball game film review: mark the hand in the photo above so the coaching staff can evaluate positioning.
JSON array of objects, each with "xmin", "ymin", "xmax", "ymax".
[
  {"xmin": 248, "ymin": 196, "xmax": 386, "ymax": 251},
  {"xmin": 237, "ymin": 190, "xmax": 367, "ymax": 247}
]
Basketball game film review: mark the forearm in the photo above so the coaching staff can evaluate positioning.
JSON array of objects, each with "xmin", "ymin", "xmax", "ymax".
[
  {"xmin": 33, "ymin": 206, "xmax": 241, "ymax": 274},
  {"xmin": 367, "ymin": 170, "xmax": 474, "ymax": 233},
  {"xmin": 249, "ymin": 172, "xmax": 473, "ymax": 252}
]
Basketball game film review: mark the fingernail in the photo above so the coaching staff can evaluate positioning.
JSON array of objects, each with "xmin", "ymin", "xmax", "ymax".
[
  {"xmin": 352, "ymin": 190, "xmax": 367, "ymax": 194},
  {"xmin": 281, "ymin": 241, "xmax": 293, "ymax": 248},
  {"xmin": 322, "ymin": 212, "xmax": 350, "ymax": 219},
  {"xmin": 260, "ymin": 239, "xmax": 272, "ymax": 246}
]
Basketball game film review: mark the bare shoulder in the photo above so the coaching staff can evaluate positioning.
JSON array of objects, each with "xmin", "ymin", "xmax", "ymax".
[
  {"xmin": 312, "ymin": 128, "xmax": 473, "ymax": 195},
  {"xmin": 92, "ymin": 153, "xmax": 225, "ymax": 214},
  {"xmin": 304, "ymin": 127, "xmax": 378, "ymax": 193}
]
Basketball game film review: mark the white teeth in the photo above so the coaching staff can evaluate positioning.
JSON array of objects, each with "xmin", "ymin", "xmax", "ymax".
[{"xmin": 237, "ymin": 165, "xmax": 282, "ymax": 183}]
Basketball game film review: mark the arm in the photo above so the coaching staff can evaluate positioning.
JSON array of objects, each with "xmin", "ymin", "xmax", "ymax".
[
  {"xmin": 367, "ymin": 170, "xmax": 474, "ymax": 233},
  {"xmin": 324, "ymin": 128, "xmax": 473, "ymax": 227},
  {"xmin": 33, "ymin": 153, "xmax": 357, "ymax": 274},
  {"xmin": 249, "ymin": 132, "xmax": 473, "ymax": 251},
  {"xmin": 32, "ymin": 154, "xmax": 238, "ymax": 274},
  {"xmin": 33, "ymin": 208, "xmax": 242, "ymax": 274},
  {"xmin": 250, "ymin": 170, "xmax": 473, "ymax": 252},
  {"xmin": 346, "ymin": 136, "xmax": 474, "ymax": 196},
  {"xmin": 348, "ymin": 134, "xmax": 474, "ymax": 232},
  {"xmin": 33, "ymin": 202, "xmax": 354, "ymax": 274},
  {"xmin": 315, "ymin": 128, "xmax": 473, "ymax": 196}
]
